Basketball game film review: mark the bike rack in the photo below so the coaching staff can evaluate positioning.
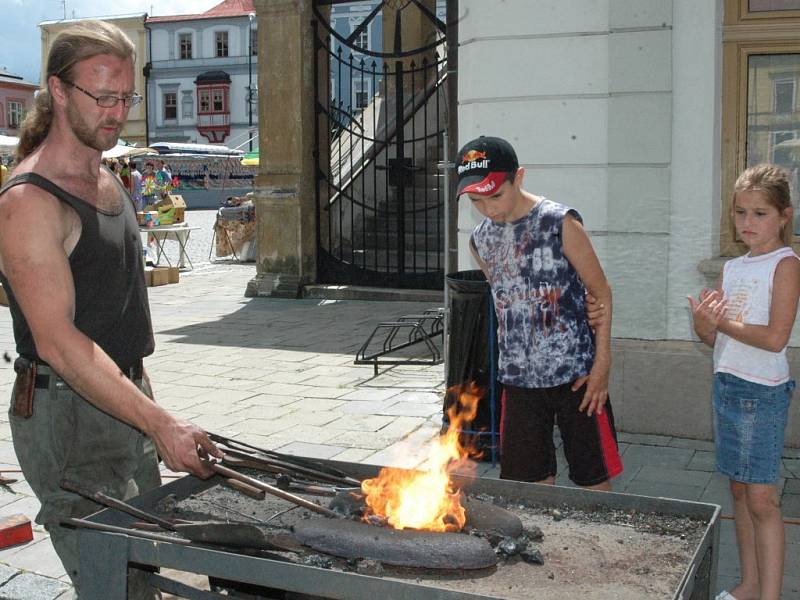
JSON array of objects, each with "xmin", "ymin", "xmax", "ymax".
[{"xmin": 354, "ymin": 308, "xmax": 444, "ymax": 375}]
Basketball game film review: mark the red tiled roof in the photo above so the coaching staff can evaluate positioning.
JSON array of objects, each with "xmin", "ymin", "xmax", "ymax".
[
  {"xmin": 147, "ymin": 0, "xmax": 254, "ymax": 23},
  {"xmin": 204, "ymin": 0, "xmax": 255, "ymax": 16}
]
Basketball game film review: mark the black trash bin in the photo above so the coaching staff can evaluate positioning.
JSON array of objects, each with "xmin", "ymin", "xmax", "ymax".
[{"xmin": 444, "ymin": 270, "xmax": 500, "ymax": 463}]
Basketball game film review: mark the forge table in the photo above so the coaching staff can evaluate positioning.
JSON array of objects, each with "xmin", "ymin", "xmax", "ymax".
[
  {"xmin": 140, "ymin": 224, "xmax": 200, "ymax": 270},
  {"xmin": 76, "ymin": 460, "xmax": 721, "ymax": 600}
]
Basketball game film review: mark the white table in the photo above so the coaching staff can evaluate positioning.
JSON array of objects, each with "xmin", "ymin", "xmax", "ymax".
[{"xmin": 139, "ymin": 224, "xmax": 200, "ymax": 270}]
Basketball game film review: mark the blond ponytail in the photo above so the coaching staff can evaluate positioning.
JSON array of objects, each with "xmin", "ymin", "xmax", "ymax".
[{"xmin": 14, "ymin": 90, "xmax": 54, "ymax": 163}]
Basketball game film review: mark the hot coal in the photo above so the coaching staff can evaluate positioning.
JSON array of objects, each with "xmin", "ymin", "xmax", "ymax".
[
  {"xmin": 495, "ymin": 537, "xmax": 526, "ymax": 556},
  {"xmin": 525, "ymin": 525, "xmax": 544, "ymax": 541},
  {"xmin": 346, "ymin": 558, "xmax": 385, "ymax": 577},
  {"xmin": 300, "ymin": 554, "xmax": 333, "ymax": 569},
  {"xmin": 275, "ymin": 473, "xmax": 293, "ymax": 490},
  {"xmin": 329, "ymin": 490, "xmax": 365, "ymax": 518},
  {"xmin": 292, "ymin": 518, "xmax": 498, "ymax": 570},
  {"xmin": 520, "ymin": 548, "xmax": 545, "ymax": 565}
]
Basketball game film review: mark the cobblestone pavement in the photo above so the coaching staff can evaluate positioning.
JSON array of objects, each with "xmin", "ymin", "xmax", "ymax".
[{"xmin": 0, "ymin": 262, "xmax": 796, "ymax": 598}]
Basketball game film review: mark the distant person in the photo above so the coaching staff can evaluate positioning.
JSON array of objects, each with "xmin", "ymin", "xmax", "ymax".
[
  {"xmin": 119, "ymin": 157, "xmax": 131, "ymax": 190},
  {"xmin": 154, "ymin": 159, "xmax": 171, "ymax": 191},
  {"xmin": 109, "ymin": 158, "xmax": 122, "ymax": 180},
  {"xmin": 457, "ymin": 136, "xmax": 621, "ymax": 491},
  {"xmin": 130, "ymin": 160, "xmax": 143, "ymax": 210},
  {"xmin": 0, "ymin": 20, "xmax": 220, "ymax": 598},
  {"xmin": 689, "ymin": 164, "xmax": 799, "ymax": 600},
  {"xmin": 141, "ymin": 160, "xmax": 158, "ymax": 207}
]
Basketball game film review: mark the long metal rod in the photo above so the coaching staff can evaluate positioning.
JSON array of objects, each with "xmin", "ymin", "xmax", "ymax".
[
  {"xmin": 207, "ymin": 432, "xmax": 360, "ymax": 484},
  {"xmin": 207, "ymin": 432, "xmax": 361, "ymax": 486},
  {"xmin": 205, "ymin": 461, "xmax": 341, "ymax": 519},
  {"xmin": 442, "ymin": 130, "xmax": 451, "ymax": 379},
  {"xmin": 65, "ymin": 517, "xmax": 190, "ymax": 545},
  {"xmin": 61, "ymin": 479, "xmax": 181, "ymax": 531}
]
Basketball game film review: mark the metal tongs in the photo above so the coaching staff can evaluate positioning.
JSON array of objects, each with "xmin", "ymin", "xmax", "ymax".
[
  {"xmin": 202, "ymin": 458, "xmax": 340, "ymax": 519},
  {"xmin": 207, "ymin": 431, "xmax": 361, "ymax": 488}
]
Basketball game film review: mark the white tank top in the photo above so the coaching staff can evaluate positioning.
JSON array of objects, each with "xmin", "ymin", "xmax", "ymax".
[{"xmin": 713, "ymin": 246, "xmax": 800, "ymax": 385}]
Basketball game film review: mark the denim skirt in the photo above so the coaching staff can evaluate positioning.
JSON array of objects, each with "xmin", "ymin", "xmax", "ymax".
[{"xmin": 713, "ymin": 372, "xmax": 794, "ymax": 484}]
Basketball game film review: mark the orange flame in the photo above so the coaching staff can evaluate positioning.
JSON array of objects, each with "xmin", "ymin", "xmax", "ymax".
[{"xmin": 360, "ymin": 383, "xmax": 483, "ymax": 532}]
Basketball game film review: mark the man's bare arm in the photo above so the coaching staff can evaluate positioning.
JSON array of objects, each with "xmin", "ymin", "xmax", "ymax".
[{"xmin": 0, "ymin": 184, "xmax": 220, "ymax": 476}]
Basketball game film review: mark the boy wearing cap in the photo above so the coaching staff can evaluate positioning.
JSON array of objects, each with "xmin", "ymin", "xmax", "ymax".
[{"xmin": 458, "ymin": 136, "xmax": 622, "ymax": 490}]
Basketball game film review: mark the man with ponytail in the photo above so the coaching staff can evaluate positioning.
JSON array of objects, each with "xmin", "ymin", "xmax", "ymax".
[{"xmin": 0, "ymin": 21, "xmax": 221, "ymax": 598}]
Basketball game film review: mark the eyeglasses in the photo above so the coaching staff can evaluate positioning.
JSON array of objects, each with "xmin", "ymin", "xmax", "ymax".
[{"xmin": 62, "ymin": 80, "xmax": 142, "ymax": 108}]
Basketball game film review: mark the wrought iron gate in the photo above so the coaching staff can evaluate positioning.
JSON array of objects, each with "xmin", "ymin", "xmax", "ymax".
[{"xmin": 313, "ymin": 0, "xmax": 448, "ymax": 289}]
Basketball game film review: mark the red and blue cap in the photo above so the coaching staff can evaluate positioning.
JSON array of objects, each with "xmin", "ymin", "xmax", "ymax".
[{"xmin": 455, "ymin": 136, "xmax": 519, "ymax": 197}]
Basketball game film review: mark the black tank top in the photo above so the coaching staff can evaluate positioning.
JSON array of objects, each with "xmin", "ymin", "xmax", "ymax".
[{"xmin": 0, "ymin": 170, "xmax": 154, "ymax": 369}]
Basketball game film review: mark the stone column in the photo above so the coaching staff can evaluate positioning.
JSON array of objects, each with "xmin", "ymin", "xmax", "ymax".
[
  {"xmin": 247, "ymin": 0, "xmax": 322, "ymax": 298},
  {"xmin": 381, "ymin": 0, "xmax": 438, "ymax": 99},
  {"xmin": 381, "ymin": 0, "xmax": 438, "ymax": 70}
]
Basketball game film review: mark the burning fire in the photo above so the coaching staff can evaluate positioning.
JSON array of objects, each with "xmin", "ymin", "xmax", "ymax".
[{"xmin": 360, "ymin": 383, "xmax": 483, "ymax": 532}]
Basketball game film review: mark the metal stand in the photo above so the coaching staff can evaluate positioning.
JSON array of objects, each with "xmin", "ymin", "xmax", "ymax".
[
  {"xmin": 441, "ymin": 131, "xmax": 452, "ymax": 382},
  {"xmin": 354, "ymin": 309, "xmax": 444, "ymax": 376},
  {"xmin": 142, "ymin": 225, "xmax": 198, "ymax": 270},
  {"xmin": 208, "ymin": 224, "xmax": 240, "ymax": 263}
]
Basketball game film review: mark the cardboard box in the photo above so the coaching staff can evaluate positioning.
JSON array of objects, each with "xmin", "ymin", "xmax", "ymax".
[
  {"xmin": 156, "ymin": 194, "xmax": 187, "ymax": 225},
  {"xmin": 167, "ymin": 266, "xmax": 180, "ymax": 284},
  {"xmin": 150, "ymin": 267, "xmax": 171, "ymax": 287}
]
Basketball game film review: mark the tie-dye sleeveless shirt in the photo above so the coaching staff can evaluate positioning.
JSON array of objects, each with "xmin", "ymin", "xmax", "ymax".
[{"xmin": 471, "ymin": 198, "xmax": 595, "ymax": 388}]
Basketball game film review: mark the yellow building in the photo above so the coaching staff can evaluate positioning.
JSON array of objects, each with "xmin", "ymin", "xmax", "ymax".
[{"xmin": 39, "ymin": 14, "xmax": 149, "ymax": 146}]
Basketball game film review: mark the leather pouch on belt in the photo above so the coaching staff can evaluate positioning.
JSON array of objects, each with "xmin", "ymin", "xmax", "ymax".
[{"xmin": 12, "ymin": 358, "xmax": 35, "ymax": 419}]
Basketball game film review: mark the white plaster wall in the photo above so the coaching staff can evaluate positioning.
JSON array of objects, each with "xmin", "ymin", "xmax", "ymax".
[
  {"xmin": 150, "ymin": 29, "xmax": 170, "ymax": 62},
  {"xmin": 457, "ymin": 0, "xmax": 677, "ymax": 339},
  {"xmin": 666, "ymin": 0, "xmax": 723, "ymax": 341},
  {"xmin": 457, "ymin": 0, "xmax": 799, "ymax": 345}
]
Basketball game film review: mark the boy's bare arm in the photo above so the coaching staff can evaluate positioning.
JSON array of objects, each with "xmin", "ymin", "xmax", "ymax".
[
  {"xmin": 562, "ymin": 215, "xmax": 612, "ymax": 416},
  {"xmin": 469, "ymin": 236, "xmax": 490, "ymax": 279}
]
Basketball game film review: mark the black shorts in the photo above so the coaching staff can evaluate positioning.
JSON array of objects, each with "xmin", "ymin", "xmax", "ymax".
[{"xmin": 499, "ymin": 382, "xmax": 623, "ymax": 486}]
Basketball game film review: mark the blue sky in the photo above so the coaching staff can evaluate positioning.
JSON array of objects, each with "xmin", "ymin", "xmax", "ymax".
[{"xmin": 1, "ymin": 0, "xmax": 221, "ymax": 85}]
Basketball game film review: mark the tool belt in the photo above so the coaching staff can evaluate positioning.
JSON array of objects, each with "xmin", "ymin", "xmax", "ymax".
[{"xmin": 12, "ymin": 357, "xmax": 144, "ymax": 419}]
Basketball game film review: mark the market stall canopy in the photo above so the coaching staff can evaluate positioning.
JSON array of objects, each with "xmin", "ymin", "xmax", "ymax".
[
  {"xmin": 102, "ymin": 144, "xmax": 157, "ymax": 159},
  {"xmin": 241, "ymin": 151, "xmax": 259, "ymax": 166},
  {"xmin": 0, "ymin": 135, "xmax": 18, "ymax": 150},
  {"xmin": 775, "ymin": 138, "xmax": 800, "ymax": 155}
]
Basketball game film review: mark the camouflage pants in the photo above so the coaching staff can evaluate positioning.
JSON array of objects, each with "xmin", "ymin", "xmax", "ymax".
[{"xmin": 10, "ymin": 365, "xmax": 162, "ymax": 599}]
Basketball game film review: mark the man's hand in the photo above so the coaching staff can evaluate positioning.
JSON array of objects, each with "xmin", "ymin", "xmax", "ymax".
[
  {"xmin": 585, "ymin": 292, "xmax": 607, "ymax": 331},
  {"xmin": 150, "ymin": 417, "xmax": 222, "ymax": 479},
  {"xmin": 572, "ymin": 361, "xmax": 609, "ymax": 417}
]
